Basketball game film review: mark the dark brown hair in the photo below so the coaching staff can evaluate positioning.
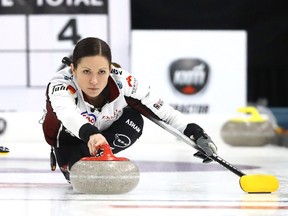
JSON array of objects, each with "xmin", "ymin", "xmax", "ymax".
[{"xmin": 72, "ymin": 37, "xmax": 112, "ymax": 68}]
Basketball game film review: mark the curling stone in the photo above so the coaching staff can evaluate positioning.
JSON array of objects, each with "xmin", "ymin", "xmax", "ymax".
[
  {"xmin": 0, "ymin": 146, "xmax": 9, "ymax": 155},
  {"xmin": 221, "ymin": 107, "xmax": 276, "ymax": 146},
  {"xmin": 70, "ymin": 144, "xmax": 140, "ymax": 194},
  {"xmin": 0, "ymin": 118, "xmax": 7, "ymax": 135}
]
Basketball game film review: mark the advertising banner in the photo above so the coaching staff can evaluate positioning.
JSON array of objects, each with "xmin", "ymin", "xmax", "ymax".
[{"xmin": 131, "ymin": 30, "xmax": 247, "ymax": 115}]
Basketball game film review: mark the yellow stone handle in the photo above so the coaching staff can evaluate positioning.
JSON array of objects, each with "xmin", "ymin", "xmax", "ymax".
[{"xmin": 230, "ymin": 106, "xmax": 266, "ymax": 122}]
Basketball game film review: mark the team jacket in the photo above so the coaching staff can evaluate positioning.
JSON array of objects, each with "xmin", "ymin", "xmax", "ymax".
[{"xmin": 43, "ymin": 66, "xmax": 190, "ymax": 146}]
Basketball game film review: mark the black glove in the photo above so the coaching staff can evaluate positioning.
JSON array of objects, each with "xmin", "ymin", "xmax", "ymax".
[
  {"xmin": 193, "ymin": 151, "xmax": 213, "ymax": 163},
  {"xmin": 184, "ymin": 123, "xmax": 217, "ymax": 163}
]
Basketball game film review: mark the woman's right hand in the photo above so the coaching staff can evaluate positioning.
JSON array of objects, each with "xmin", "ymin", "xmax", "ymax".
[{"xmin": 87, "ymin": 133, "xmax": 108, "ymax": 156}]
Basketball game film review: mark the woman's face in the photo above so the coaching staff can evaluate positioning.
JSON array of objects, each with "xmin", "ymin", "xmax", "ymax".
[{"xmin": 71, "ymin": 55, "xmax": 110, "ymax": 98}]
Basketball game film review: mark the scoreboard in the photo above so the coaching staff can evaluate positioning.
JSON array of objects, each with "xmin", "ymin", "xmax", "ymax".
[{"xmin": 0, "ymin": 0, "xmax": 130, "ymax": 87}]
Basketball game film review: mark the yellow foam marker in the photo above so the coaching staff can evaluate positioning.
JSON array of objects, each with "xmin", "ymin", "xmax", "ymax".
[{"xmin": 240, "ymin": 174, "xmax": 279, "ymax": 193}]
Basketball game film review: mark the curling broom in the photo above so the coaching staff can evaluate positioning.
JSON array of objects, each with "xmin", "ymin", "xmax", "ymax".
[{"xmin": 147, "ymin": 116, "xmax": 279, "ymax": 193}]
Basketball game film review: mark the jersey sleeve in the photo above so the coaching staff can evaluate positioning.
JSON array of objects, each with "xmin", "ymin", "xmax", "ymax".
[
  {"xmin": 116, "ymin": 68, "xmax": 189, "ymax": 133},
  {"xmin": 47, "ymin": 71, "xmax": 98, "ymax": 141}
]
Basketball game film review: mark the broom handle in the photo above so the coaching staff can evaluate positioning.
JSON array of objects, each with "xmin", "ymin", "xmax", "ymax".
[
  {"xmin": 209, "ymin": 154, "xmax": 245, "ymax": 177},
  {"xmin": 147, "ymin": 116, "xmax": 246, "ymax": 177}
]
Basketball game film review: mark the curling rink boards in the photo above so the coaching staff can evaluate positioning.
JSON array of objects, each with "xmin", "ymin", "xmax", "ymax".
[{"xmin": 0, "ymin": 113, "xmax": 288, "ymax": 216}]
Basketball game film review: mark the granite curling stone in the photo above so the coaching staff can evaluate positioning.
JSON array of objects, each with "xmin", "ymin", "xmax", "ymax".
[
  {"xmin": 221, "ymin": 106, "xmax": 276, "ymax": 146},
  {"xmin": 70, "ymin": 144, "xmax": 140, "ymax": 194}
]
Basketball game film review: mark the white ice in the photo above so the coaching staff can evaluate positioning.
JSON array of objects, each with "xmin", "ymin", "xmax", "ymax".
[{"xmin": 0, "ymin": 113, "xmax": 288, "ymax": 216}]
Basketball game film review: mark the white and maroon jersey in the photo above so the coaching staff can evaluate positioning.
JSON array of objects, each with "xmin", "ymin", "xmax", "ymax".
[{"xmin": 44, "ymin": 66, "xmax": 189, "ymax": 145}]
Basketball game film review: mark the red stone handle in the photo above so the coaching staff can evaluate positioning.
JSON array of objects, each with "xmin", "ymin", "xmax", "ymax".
[{"xmin": 81, "ymin": 143, "xmax": 129, "ymax": 161}]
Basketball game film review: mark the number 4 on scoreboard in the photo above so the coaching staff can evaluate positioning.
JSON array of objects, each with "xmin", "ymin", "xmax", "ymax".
[{"xmin": 58, "ymin": 18, "xmax": 81, "ymax": 45}]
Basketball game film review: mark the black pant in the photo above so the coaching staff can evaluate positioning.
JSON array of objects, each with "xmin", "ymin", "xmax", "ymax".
[{"xmin": 54, "ymin": 107, "xmax": 144, "ymax": 170}]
